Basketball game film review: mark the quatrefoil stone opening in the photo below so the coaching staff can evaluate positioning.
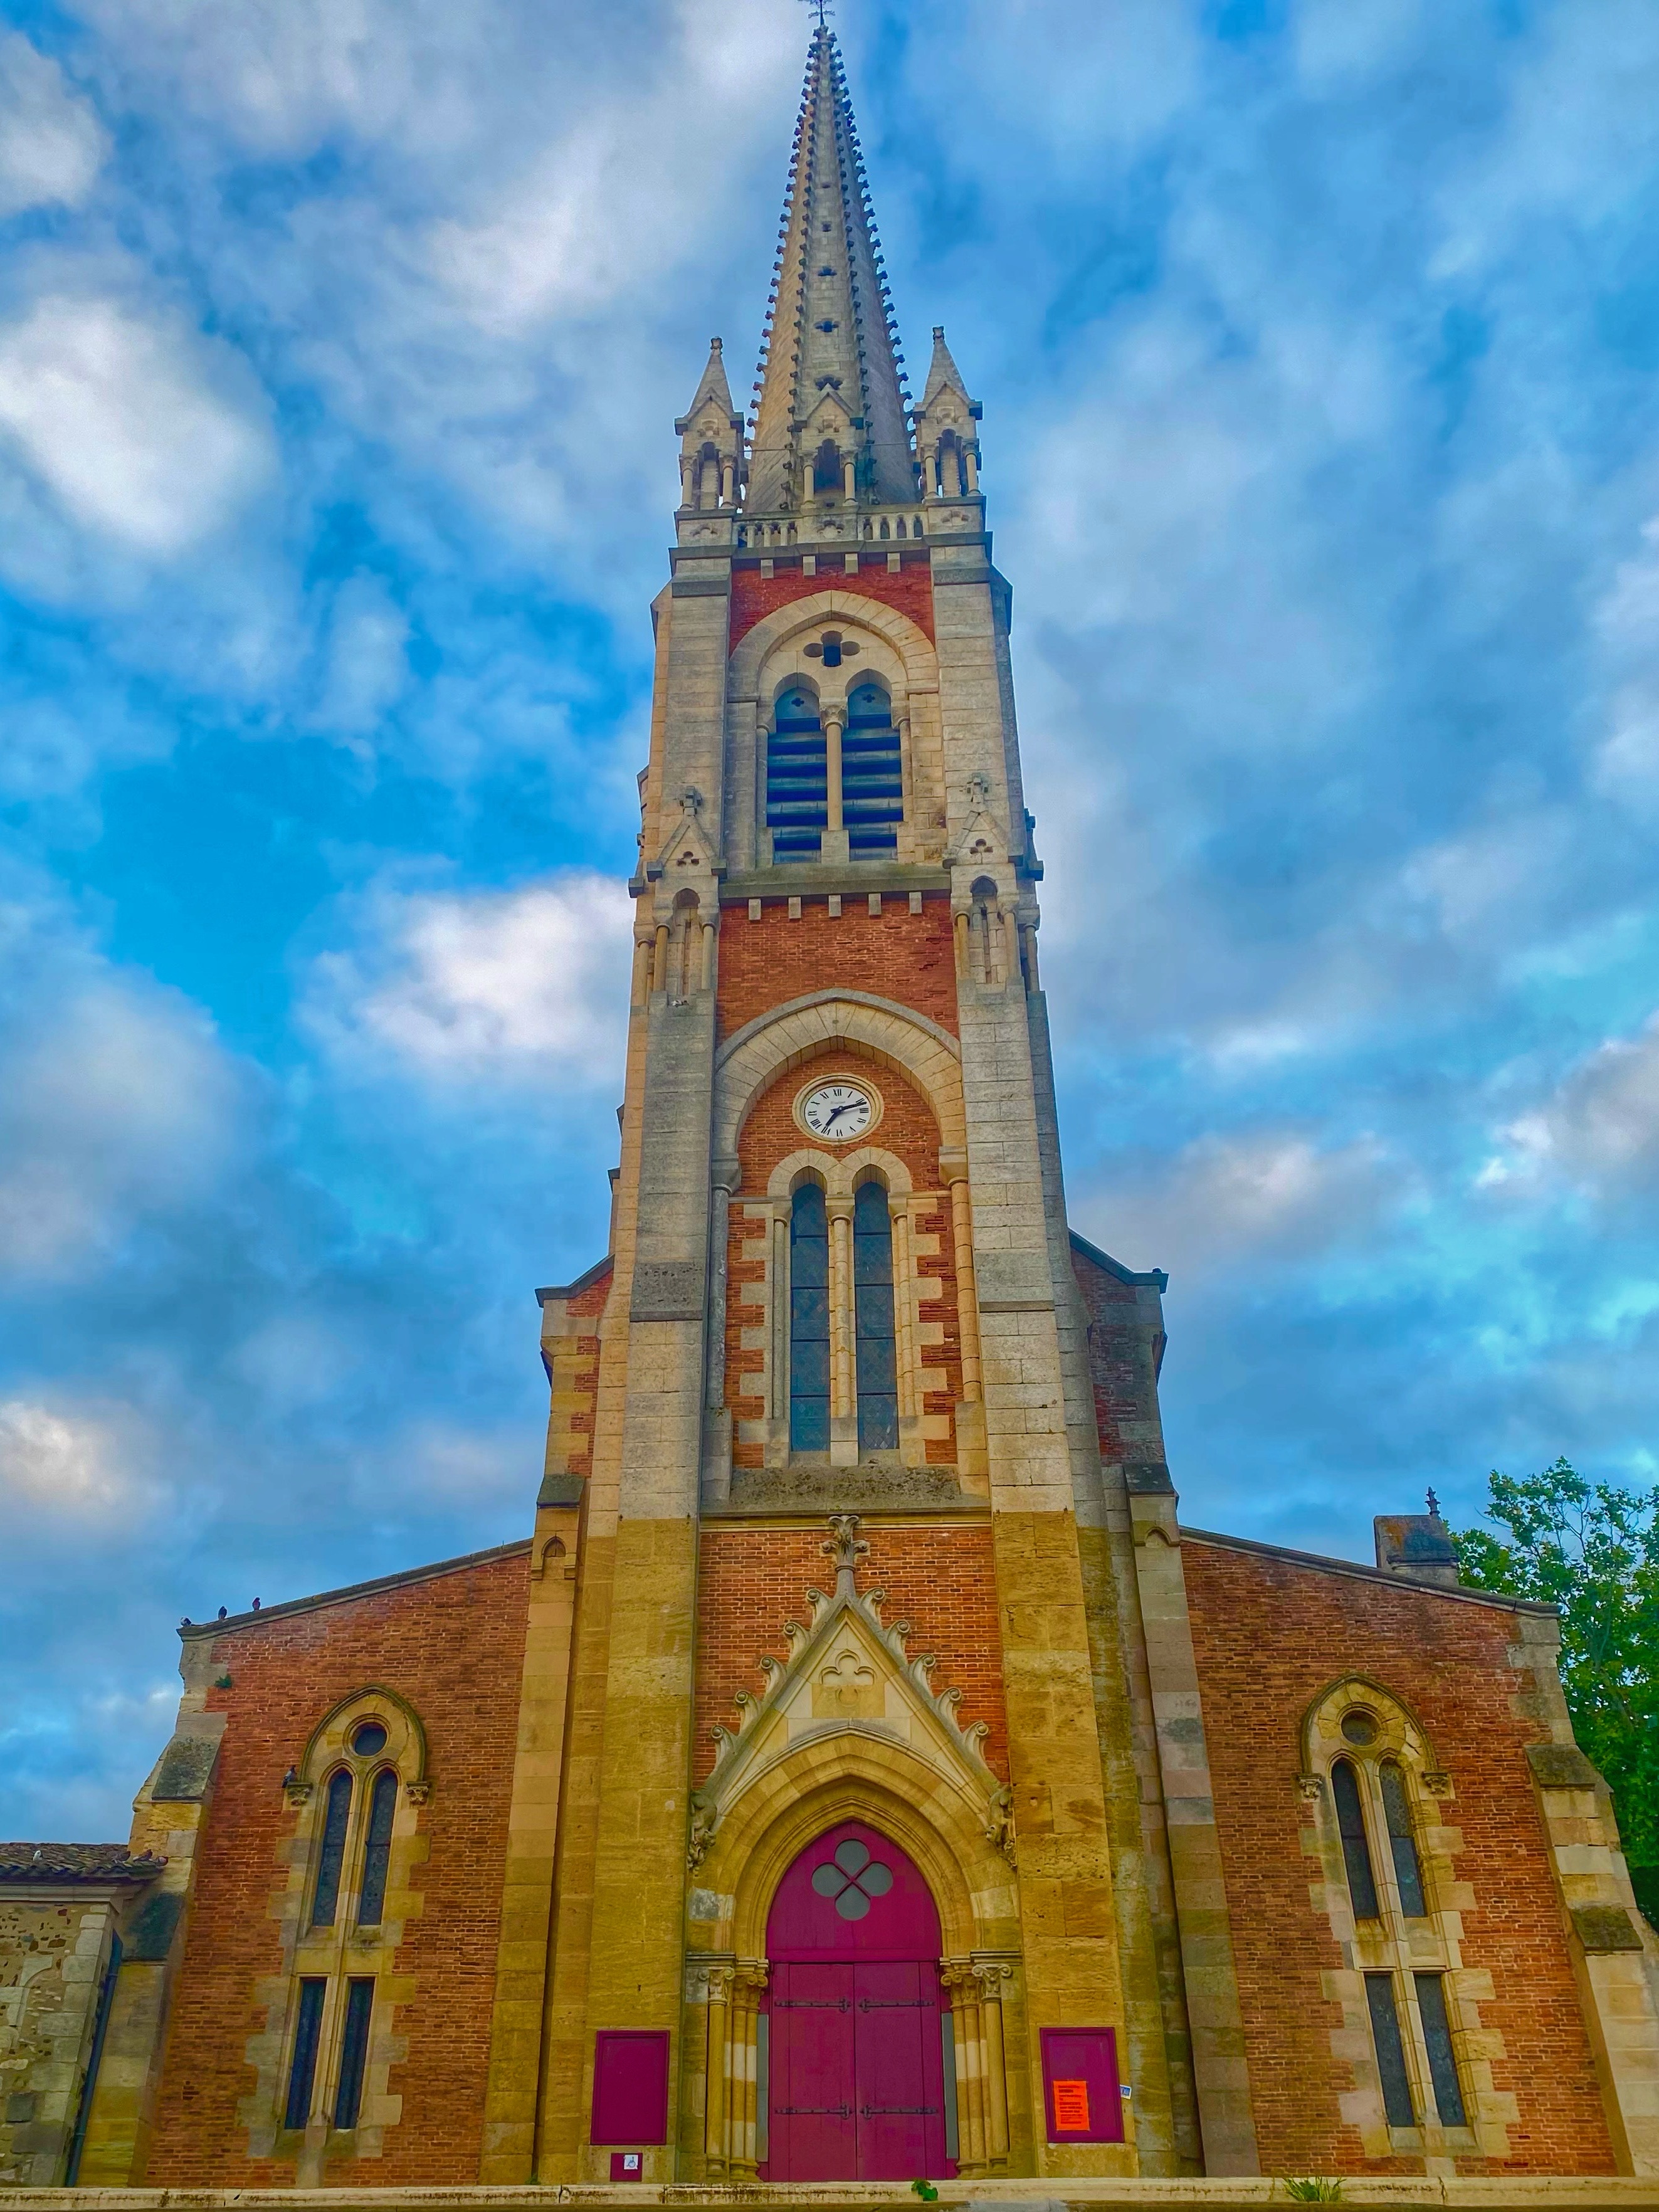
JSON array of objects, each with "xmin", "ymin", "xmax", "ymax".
[{"xmin": 811, "ymin": 1838, "xmax": 894, "ymax": 1920}]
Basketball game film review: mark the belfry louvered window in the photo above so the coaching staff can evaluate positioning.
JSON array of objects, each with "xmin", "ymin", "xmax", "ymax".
[
  {"xmin": 767, "ymin": 687, "xmax": 827, "ymax": 860},
  {"xmin": 853, "ymin": 1181, "xmax": 898, "ymax": 1450},
  {"xmin": 842, "ymin": 680, "xmax": 902, "ymax": 855}
]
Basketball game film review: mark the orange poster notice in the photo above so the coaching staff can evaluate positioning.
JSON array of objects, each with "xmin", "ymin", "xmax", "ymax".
[{"xmin": 1051, "ymin": 2080, "xmax": 1090, "ymax": 2132}]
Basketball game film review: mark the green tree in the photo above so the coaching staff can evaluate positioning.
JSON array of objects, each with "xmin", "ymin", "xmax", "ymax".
[{"xmin": 1454, "ymin": 1458, "xmax": 1659, "ymax": 1928}]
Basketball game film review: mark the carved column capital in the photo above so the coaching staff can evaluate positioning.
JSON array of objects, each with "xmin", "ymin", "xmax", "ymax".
[{"xmin": 971, "ymin": 1957, "xmax": 1014, "ymax": 2003}]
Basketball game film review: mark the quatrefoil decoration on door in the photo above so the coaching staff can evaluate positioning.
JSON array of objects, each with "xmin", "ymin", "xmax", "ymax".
[{"xmin": 811, "ymin": 1836, "xmax": 894, "ymax": 1920}]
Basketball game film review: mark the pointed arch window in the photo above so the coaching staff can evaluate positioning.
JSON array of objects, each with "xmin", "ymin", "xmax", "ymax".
[
  {"xmin": 789, "ymin": 1181, "xmax": 830, "ymax": 1449},
  {"xmin": 1305, "ymin": 1683, "xmax": 1478, "ymax": 2152},
  {"xmin": 853, "ymin": 1180, "xmax": 898, "ymax": 1450},
  {"xmin": 279, "ymin": 1693, "xmax": 424, "ymax": 2143},
  {"xmin": 767, "ymin": 687, "xmax": 827, "ymax": 861}
]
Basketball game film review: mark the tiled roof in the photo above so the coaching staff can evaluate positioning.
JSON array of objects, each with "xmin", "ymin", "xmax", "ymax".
[{"xmin": 0, "ymin": 1843, "xmax": 166, "ymax": 1883}]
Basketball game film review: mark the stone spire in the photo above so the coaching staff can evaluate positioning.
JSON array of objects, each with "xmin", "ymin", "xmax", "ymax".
[{"xmin": 745, "ymin": 25, "xmax": 914, "ymax": 515}]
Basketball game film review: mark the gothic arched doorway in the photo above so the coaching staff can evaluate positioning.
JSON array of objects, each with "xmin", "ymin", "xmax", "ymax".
[{"xmin": 762, "ymin": 1819, "xmax": 954, "ymax": 2182}]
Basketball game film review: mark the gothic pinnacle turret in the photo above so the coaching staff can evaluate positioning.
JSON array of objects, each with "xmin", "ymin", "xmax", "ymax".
[
  {"xmin": 676, "ymin": 336, "xmax": 744, "ymax": 514},
  {"xmin": 744, "ymin": 24, "xmax": 914, "ymax": 515}
]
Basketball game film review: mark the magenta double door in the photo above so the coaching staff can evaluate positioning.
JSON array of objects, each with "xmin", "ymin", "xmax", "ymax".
[{"xmin": 769, "ymin": 1956, "xmax": 948, "ymax": 2180}]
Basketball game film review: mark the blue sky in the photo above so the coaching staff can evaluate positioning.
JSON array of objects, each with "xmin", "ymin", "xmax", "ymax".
[{"xmin": 3, "ymin": 0, "xmax": 1659, "ymax": 1840}]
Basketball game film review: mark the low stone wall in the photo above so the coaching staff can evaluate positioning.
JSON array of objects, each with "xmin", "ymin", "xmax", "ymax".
[{"xmin": 6, "ymin": 2179, "xmax": 1659, "ymax": 2211}]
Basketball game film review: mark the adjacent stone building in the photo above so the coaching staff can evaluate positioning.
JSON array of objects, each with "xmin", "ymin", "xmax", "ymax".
[{"xmin": 10, "ymin": 25, "xmax": 1659, "ymax": 2193}]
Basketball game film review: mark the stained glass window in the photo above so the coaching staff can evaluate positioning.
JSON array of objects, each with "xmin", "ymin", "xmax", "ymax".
[
  {"xmin": 284, "ymin": 1979, "xmax": 325, "ymax": 2130},
  {"xmin": 789, "ymin": 1182, "xmax": 830, "ymax": 1450},
  {"xmin": 1415, "ymin": 1972, "xmax": 1466, "ymax": 2126},
  {"xmin": 311, "ymin": 1770, "xmax": 352, "ymax": 1927},
  {"xmin": 1332, "ymin": 1759, "xmax": 1380, "ymax": 1921},
  {"xmin": 1381, "ymin": 1761, "xmax": 1426, "ymax": 1917},
  {"xmin": 1365, "ymin": 1974, "xmax": 1415, "ymax": 2127},
  {"xmin": 853, "ymin": 1181, "xmax": 898, "ymax": 1451},
  {"xmin": 357, "ymin": 1769, "xmax": 398, "ymax": 1927},
  {"xmin": 333, "ymin": 1978, "xmax": 375, "ymax": 2129}
]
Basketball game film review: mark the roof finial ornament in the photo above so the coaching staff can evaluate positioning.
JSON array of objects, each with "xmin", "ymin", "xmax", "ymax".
[{"xmin": 799, "ymin": 0, "xmax": 833, "ymax": 26}]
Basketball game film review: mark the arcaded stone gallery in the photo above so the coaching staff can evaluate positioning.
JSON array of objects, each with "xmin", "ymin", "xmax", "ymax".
[{"xmin": 7, "ymin": 27, "xmax": 1659, "ymax": 2198}]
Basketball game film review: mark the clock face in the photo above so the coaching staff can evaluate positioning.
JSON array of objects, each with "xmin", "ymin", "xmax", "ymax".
[{"xmin": 800, "ymin": 1082, "xmax": 875, "ymax": 1142}]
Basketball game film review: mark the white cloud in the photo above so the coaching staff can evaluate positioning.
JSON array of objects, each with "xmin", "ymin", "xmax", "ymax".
[
  {"xmin": 0, "ymin": 294, "xmax": 274, "ymax": 559},
  {"xmin": 70, "ymin": 0, "xmax": 477, "ymax": 158},
  {"xmin": 0, "ymin": 35, "xmax": 107, "ymax": 218},
  {"xmin": 0, "ymin": 908, "xmax": 245, "ymax": 1280},
  {"xmin": 427, "ymin": 0, "xmax": 797, "ymax": 334},
  {"xmin": 388, "ymin": 1419, "xmax": 529, "ymax": 1507},
  {"xmin": 1431, "ymin": 1, "xmax": 1659, "ymax": 277},
  {"xmin": 1080, "ymin": 1127, "xmax": 1402, "ymax": 1283},
  {"xmin": 307, "ymin": 872, "xmax": 633, "ymax": 1084},
  {"xmin": 906, "ymin": 0, "xmax": 1199, "ymax": 159},
  {"xmin": 1293, "ymin": 0, "xmax": 1423, "ymax": 90},
  {"xmin": 1481, "ymin": 1014, "xmax": 1659, "ymax": 1199},
  {"xmin": 1591, "ymin": 517, "xmax": 1659, "ymax": 810},
  {"xmin": 308, "ymin": 573, "xmax": 411, "ymax": 738},
  {"xmin": 0, "ymin": 1399, "xmax": 147, "ymax": 1520}
]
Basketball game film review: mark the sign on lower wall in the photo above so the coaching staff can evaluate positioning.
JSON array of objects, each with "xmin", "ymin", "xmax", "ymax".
[{"xmin": 1039, "ymin": 2026, "xmax": 1124, "ymax": 2145}]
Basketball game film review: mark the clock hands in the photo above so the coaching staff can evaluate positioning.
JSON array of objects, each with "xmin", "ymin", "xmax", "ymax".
[{"xmin": 820, "ymin": 1101, "xmax": 857, "ymax": 1130}]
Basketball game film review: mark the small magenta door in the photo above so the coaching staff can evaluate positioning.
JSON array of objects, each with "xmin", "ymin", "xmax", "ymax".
[{"xmin": 763, "ymin": 1820, "xmax": 952, "ymax": 2182}]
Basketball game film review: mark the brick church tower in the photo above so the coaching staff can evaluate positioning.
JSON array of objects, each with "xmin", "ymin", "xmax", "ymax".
[
  {"xmin": 504, "ymin": 21, "xmax": 1242, "ymax": 2186},
  {"xmin": 25, "ymin": 23, "xmax": 1659, "ymax": 2199},
  {"xmin": 500, "ymin": 26, "xmax": 1212, "ymax": 2185}
]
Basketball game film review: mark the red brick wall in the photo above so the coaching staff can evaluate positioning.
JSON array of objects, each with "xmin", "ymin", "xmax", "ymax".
[
  {"xmin": 695, "ymin": 1523, "xmax": 1006, "ymax": 1784},
  {"xmin": 1070, "ymin": 1245, "xmax": 1164, "ymax": 1468},
  {"xmin": 1181, "ymin": 1536, "xmax": 1615, "ymax": 2174},
  {"xmin": 145, "ymin": 1550, "xmax": 531, "ymax": 2184},
  {"xmin": 729, "ymin": 552, "xmax": 934, "ymax": 649},
  {"xmin": 725, "ymin": 1055, "xmax": 962, "ymax": 1468},
  {"xmin": 717, "ymin": 895, "xmax": 957, "ymax": 1045}
]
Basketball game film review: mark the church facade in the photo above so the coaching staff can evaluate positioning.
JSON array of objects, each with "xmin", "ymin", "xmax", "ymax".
[{"xmin": 9, "ymin": 28, "xmax": 1659, "ymax": 2197}]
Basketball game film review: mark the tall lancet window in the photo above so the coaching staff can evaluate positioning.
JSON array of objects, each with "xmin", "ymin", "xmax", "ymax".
[
  {"xmin": 767, "ymin": 687, "xmax": 828, "ymax": 860},
  {"xmin": 843, "ymin": 681, "xmax": 902, "ymax": 855},
  {"xmin": 789, "ymin": 1181, "xmax": 831, "ymax": 1449},
  {"xmin": 853, "ymin": 1181, "xmax": 899, "ymax": 1451}
]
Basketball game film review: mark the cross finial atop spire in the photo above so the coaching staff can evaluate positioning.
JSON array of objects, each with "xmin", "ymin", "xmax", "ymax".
[{"xmin": 799, "ymin": 0, "xmax": 832, "ymax": 26}]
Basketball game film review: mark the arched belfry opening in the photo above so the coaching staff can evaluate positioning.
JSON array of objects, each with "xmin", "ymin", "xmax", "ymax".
[{"xmin": 761, "ymin": 1820, "xmax": 952, "ymax": 2183}]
